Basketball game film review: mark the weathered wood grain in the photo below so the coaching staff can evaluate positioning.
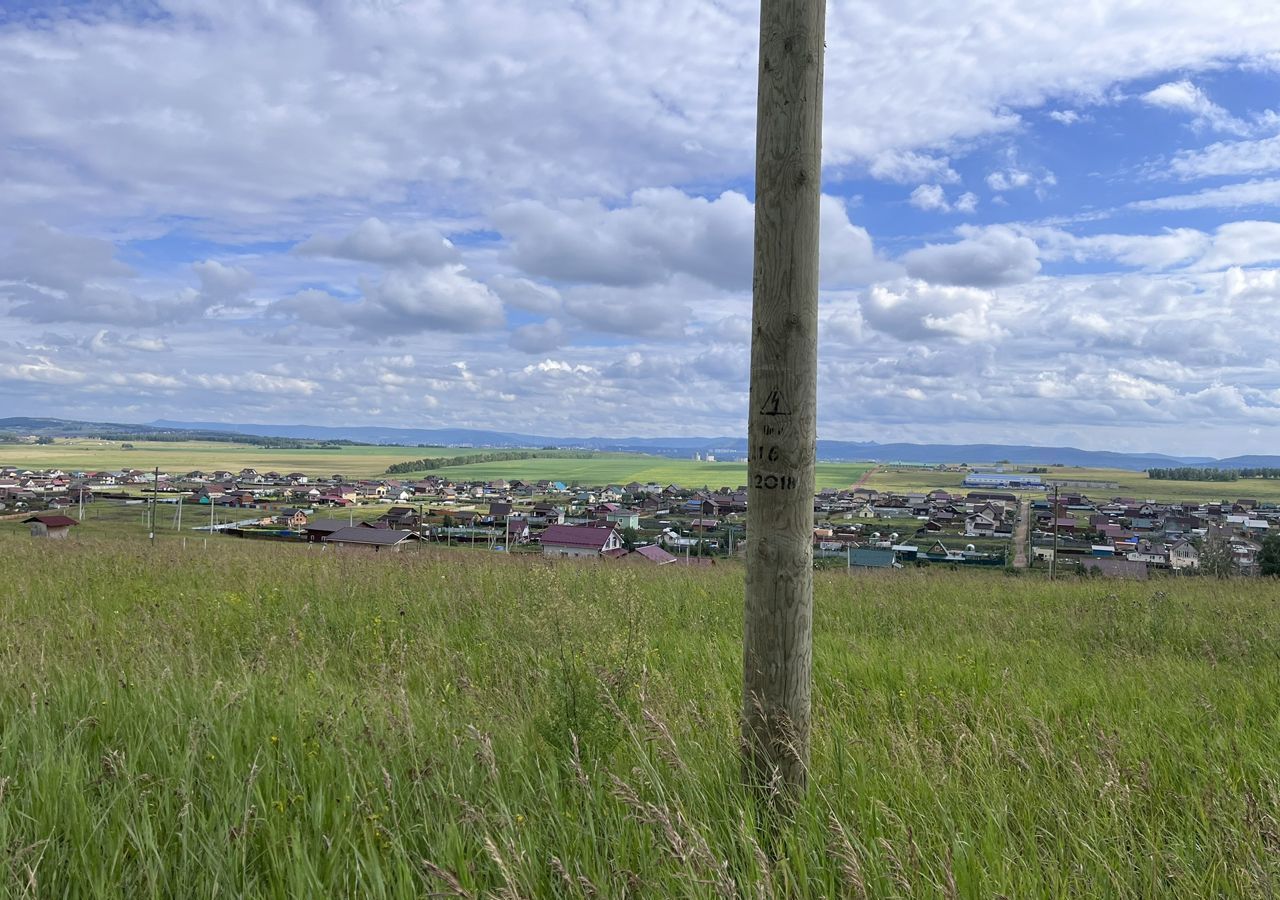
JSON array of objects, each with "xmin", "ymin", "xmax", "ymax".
[{"xmin": 742, "ymin": 0, "xmax": 826, "ymax": 796}]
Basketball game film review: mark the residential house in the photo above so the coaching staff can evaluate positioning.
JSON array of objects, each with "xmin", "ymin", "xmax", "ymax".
[
  {"xmin": 1127, "ymin": 542, "xmax": 1169, "ymax": 566},
  {"xmin": 965, "ymin": 510, "xmax": 999, "ymax": 537},
  {"xmin": 302, "ymin": 519, "xmax": 351, "ymax": 543},
  {"xmin": 323, "ymin": 527, "xmax": 421, "ymax": 552},
  {"xmin": 539, "ymin": 523, "xmax": 624, "ymax": 559},
  {"xmin": 1231, "ymin": 537, "xmax": 1262, "ymax": 573},
  {"xmin": 23, "ymin": 514, "xmax": 78, "ymax": 539},
  {"xmin": 630, "ymin": 544, "xmax": 677, "ymax": 566},
  {"xmin": 529, "ymin": 503, "xmax": 565, "ymax": 525},
  {"xmin": 378, "ymin": 506, "xmax": 421, "ymax": 529},
  {"xmin": 277, "ymin": 508, "xmax": 309, "ymax": 529},
  {"xmin": 507, "ymin": 519, "xmax": 531, "ymax": 544},
  {"xmin": 358, "ymin": 482, "xmax": 388, "ymax": 499},
  {"xmin": 640, "ymin": 497, "xmax": 671, "ymax": 515},
  {"xmin": 604, "ymin": 508, "xmax": 641, "ymax": 530},
  {"xmin": 1168, "ymin": 539, "xmax": 1199, "ymax": 570},
  {"xmin": 1099, "ymin": 523, "xmax": 1134, "ymax": 542}
]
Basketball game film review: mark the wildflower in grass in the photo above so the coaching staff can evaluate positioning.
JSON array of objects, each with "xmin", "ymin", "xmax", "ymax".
[{"xmin": 270, "ymin": 734, "xmax": 279, "ymax": 745}]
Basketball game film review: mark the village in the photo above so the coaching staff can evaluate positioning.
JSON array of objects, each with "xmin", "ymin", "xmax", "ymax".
[{"xmin": 5, "ymin": 460, "xmax": 1279, "ymax": 577}]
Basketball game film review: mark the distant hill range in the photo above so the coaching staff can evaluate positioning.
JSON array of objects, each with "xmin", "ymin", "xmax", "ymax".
[
  {"xmin": 142, "ymin": 419, "xmax": 1269, "ymax": 472},
  {"xmin": 0, "ymin": 417, "xmax": 355, "ymax": 449},
  {"xmin": 2, "ymin": 416, "xmax": 1272, "ymax": 472}
]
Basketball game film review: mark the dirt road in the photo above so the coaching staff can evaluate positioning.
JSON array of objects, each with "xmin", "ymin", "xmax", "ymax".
[
  {"xmin": 1012, "ymin": 498, "xmax": 1030, "ymax": 568},
  {"xmin": 851, "ymin": 465, "xmax": 879, "ymax": 490}
]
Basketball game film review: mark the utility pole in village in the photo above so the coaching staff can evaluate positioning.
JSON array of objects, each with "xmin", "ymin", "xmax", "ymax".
[
  {"xmin": 150, "ymin": 465, "xmax": 159, "ymax": 545},
  {"xmin": 742, "ymin": 0, "xmax": 826, "ymax": 797},
  {"xmin": 1050, "ymin": 484, "xmax": 1060, "ymax": 580}
]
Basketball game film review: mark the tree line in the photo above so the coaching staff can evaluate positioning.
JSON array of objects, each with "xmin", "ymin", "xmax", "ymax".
[
  {"xmin": 1147, "ymin": 467, "xmax": 1239, "ymax": 482},
  {"xmin": 0, "ymin": 429, "xmax": 356, "ymax": 449},
  {"xmin": 386, "ymin": 450, "xmax": 595, "ymax": 475},
  {"xmin": 1147, "ymin": 467, "xmax": 1280, "ymax": 482}
]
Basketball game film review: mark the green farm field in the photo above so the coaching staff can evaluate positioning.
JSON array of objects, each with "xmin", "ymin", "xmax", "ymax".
[
  {"xmin": 1041, "ymin": 466, "xmax": 1280, "ymax": 503},
  {"xmin": 4, "ymin": 525, "xmax": 1280, "ymax": 897},
  {"xmin": 36, "ymin": 497, "xmax": 398, "ymax": 540},
  {"xmin": 0, "ymin": 439, "xmax": 465, "ymax": 480},
  {"xmin": 401, "ymin": 455, "xmax": 873, "ymax": 491},
  {"xmin": 0, "ymin": 440, "xmax": 872, "ymax": 489},
  {"xmin": 864, "ymin": 464, "xmax": 1280, "ymax": 504}
]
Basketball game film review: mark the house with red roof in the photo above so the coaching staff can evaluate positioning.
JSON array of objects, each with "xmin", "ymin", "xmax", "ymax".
[
  {"xmin": 539, "ymin": 523, "xmax": 623, "ymax": 558},
  {"xmin": 507, "ymin": 519, "xmax": 531, "ymax": 544},
  {"xmin": 23, "ymin": 514, "xmax": 78, "ymax": 540},
  {"xmin": 630, "ymin": 544, "xmax": 677, "ymax": 566}
]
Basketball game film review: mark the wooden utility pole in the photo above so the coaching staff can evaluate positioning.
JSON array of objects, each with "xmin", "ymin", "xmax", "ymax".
[
  {"xmin": 1050, "ymin": 485, "xmax": 1060, "ymax": 580},
  {"xmin": 150, "ymin": 466, "xmax": 159, "ymax": 545},
  {"xmin": 742, "ymin": 0, "xmax": 826, "ymax": 796}
]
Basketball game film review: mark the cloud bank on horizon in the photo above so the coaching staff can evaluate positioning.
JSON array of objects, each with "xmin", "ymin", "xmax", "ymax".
[{"xmin": 2, "ymin": 0, "xmax": 1280, "ymax": 457}]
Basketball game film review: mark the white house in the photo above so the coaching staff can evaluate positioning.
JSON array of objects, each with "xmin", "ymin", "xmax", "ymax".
[{"xmin": 1168, "ymin": 539, "xmax": 1199, "ymax": 570}]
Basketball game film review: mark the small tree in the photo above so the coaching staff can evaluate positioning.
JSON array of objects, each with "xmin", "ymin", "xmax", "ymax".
[
  {"xmin": 1197, "ymin": 530, "xmax": 1235, "ymax": 579},
  {"xmin": 1259, "ymin": 533, "xmax": 1280, "ymax": 577},
  {"xmin": 620, "ymin": 526, "xmax": 638, "ymax": 551}
]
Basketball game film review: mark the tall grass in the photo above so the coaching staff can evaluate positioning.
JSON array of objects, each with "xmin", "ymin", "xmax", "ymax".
[{"xmin": 2, "ymin": 535, "xmax": 1280, "ymax": 897}]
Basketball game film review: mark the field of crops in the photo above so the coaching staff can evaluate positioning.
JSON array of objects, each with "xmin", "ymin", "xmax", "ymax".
[
  {"xmin": 409, "ymin": 456, "xmax": 873, "ymax": 491},
  {"xmin": 864, "ymin": 465, "xmax": 1280, "ymax": 504},
  {"xmin": 4, "ymin": 524, "xmax": 1280, "ymax": 897},
  {"xmin": 0, "ymin": 440, "xmax": 874, "ymax": 490},
  {"xmin": 16, "ymin": 439, "xmax": 1272, "ymax": 503},
  {"xmin": 0, "ymin": 439, "xmax": 465, "ymax": 480}
]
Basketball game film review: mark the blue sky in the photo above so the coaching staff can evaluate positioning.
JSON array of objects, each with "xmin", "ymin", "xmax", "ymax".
[{"xmin": 1, "ymin": 1, "xmax": 1280, "ymax": 456}]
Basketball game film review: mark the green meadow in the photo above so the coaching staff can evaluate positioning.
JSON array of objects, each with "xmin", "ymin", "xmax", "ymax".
[
  {"xmin": 16, "ymin": 438, "xmax": 1271, "ymax": 502},
  {"xmin": 0, "ymin": 439, "xmax": 464, "ymax": 480},
  {"xmin": 0, "ymin": 440, "xmax": 874, "ymax": 489},
  {"xmin": 3, "ymin": 523, "xmax": 1280, "ymax": 897},
  {"xmin": 401, "ymin": 456, "xmax": 873, "ymax": 491},
  {"xmin": 864, "ymin": 464, "xmax": 1280, "ymax": 504}
]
